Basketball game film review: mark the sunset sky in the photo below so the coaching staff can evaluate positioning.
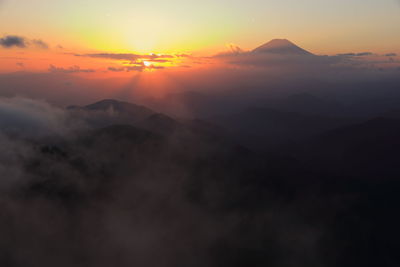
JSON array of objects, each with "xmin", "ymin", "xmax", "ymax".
[
  {"xmin": 0, "ymin": 0, "xmax": 399, "ymax": 81},
  {"xmin": 2, "ymin": 0, "xmax": 400, "ymax": 53}
]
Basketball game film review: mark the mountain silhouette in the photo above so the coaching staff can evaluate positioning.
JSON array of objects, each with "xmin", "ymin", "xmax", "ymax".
[
  {"xmin": 70, "ymin": 99, "xmax": 230, "ymax": 145},
  {"xmin": 68, "ymin": 99, "xmax": 156, "ymax": 128},
  {"xmin": 252, "ymin": 39, "xmax": 313, "ymax": 55},
  {"xmin": 267, "ymin": 93, "xmax": 348, "ymax": 116},
  {"xmin": 210, "ymin": 106, "xmax": 352, "ymax": 149},
  {"xmin": 291, "ymin": 117, "xmax": 400, "ymax": 178},
  {"xmin": 83, "ymin": 99, "xmax": 154, "ymax": 120}
]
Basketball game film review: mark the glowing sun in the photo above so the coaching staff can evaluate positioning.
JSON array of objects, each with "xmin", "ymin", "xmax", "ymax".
[{"xmin": 143, "ymin": 61, "xmax": 152, "ymax": 67}]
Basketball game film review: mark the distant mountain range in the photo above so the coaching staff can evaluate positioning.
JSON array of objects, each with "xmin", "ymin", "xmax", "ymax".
[
  {"xmin": 68, "ymin": 99, "xmax": 154, "ymax": 125},
  {"xmin": 67, "ymin": 99, "xmax": 400, "ymax": 165},
  {"xmin": 69, "ymin": 99, "xmax": 231, "ymax": 143},
  {"xmin": 210, "ymin": 106, "xmax": 355, "ymax": 150},
  {"xmin": 68, "ymin": 98, "xmax": 358, "ymax": 151}
]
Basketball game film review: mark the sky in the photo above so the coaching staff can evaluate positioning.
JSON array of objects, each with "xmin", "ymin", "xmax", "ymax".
[
  {"xmin": 0, "ymin": 0, "xmax": 399, "ymax": 104},
  {"xmin": 1, "ymin": 0, "xmax": 400, "ymax": 54}
]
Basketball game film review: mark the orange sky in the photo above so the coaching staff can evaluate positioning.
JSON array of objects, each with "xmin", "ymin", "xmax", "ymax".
[{"xmin": 1, "ymin": 0, "xmax": 399, "ymax": 76}]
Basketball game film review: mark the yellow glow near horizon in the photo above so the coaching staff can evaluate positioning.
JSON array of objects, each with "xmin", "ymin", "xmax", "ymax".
[{"xmin": 143, "ymin": 61, "xmax": 152, "ymax": 67}]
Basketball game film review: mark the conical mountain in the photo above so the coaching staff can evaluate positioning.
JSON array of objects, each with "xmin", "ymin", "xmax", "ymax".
[{"xmin": 252, "ymin": 39, "xmax": 313, "ymax": 55}]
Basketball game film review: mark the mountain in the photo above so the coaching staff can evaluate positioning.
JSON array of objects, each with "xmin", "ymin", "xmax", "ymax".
[
  {"xmin": 68, "ymin": 99, "xmax": 156, "ymax": 128},
  {"xmin": 138, "ymin": 113, "xmax": 182, "ymax": 135},
  {"xmin": 5, "ymin": 98, "xmax": 400, "ymax": 267},
  {"xmin": 267, "ymin": 93, "xmax": 348, "ymax": 116},
  {"xmin": 252, "ymin": 39, "xmax": 313, "ymax": 55},
  {"xmin": 379, "ymin": 109, "xmax": 400, "ymax": 119},
  {"xmin": 293, "ymin": 117, "xmax": 400, "ymax": 178},
  {"xmin": 83, "ymin": 99, "xmax": 154, "ymax": 121},
  {"xmin": 69, "ymin": 99, "xmax": 232, "ymax": 148},
  {"xmin": 210, "ymin": 107, "xmax": 352, "ymax": 150}
]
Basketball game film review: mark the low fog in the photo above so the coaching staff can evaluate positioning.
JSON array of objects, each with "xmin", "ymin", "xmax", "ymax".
[{"xmin": 0, "ymin": 97, "xmax": 326, "ymax": 267}]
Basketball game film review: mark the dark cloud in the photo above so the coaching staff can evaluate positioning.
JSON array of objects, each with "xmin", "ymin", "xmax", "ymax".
[
  {"xmin": 385, "ymin": 53, "xmax": 397, "ymax": 57},
  {"xmin": 125, "ymin": 66, "xmax": 145, "ymax": 72},
  {"xmin": 228, "ymin": 44, "xmax": 244, "ymax": 54},
  {"xmin": 0, "ymin": 35, "xmax": 27, "ymax": 48},
  {"xmin": 355, "ymin": 52, "xmax": 374, "ymax": 56},
  {"xmin": 215, "ymin": 44, "xmax": 245, "ymax": 57},
  {"xmin": 0, "ymin": 35, "xmax": 50, "ymax": 49},
  {"xmin": 108, "ymin": 67, "xmax": 126, "ymax": 72},
  {"xmin": 107, "ymin": 65, "xmax": 143, "ymax": 72},
  {"xmin": 76, "ymin": 52, "xmax": 182, "ymax": 63},
  {"xmin": 78, "ymin": 53, "xmax": 142, "ymax": 61},
  {"xmin": 107, "ymin": 62, "xmax": 165, "ymax": 73},
  {"xmin": 32, "ymin": 39, "xmax": 49, "ymax": 49},
  {"xmin": 49, "ymin": 65, "xmax": 95, "ymax": 73}
]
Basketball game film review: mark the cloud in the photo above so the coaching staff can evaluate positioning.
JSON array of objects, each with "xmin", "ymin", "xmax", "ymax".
[
  {"xmin": 0, "ymin": 97, "xmax": 82, "ymax": 137},
  {"xmin": 16, "ymin": 62, "xmax": 24, "ymax": 68},
  {"xmin": 32, "ymin": 39, "xmax": 49, "ymax": 49},
  {"xmin": 355, "ymin": 52, "xmax": 374, "ymax": 56},
  {"xmin": 107, "ymin": 61, "xmax": 165, "ymax": 72},
  {"xmin": 78, "ymin": 53, "xmax": 142, "ymax": 61},
  {"xmin": 227, "ymin": 43, "xmax": 244, "ymax": 53},
  {"xmin": 212, "ymin": 43, "xmax": 399, "ymax": 74},
  {"xmin": 175, "ymin": 53, "xmax": 191, "ymax": 58},
  {"xmin": 125, "ymin": 66, "xmax": 145, "ymax": 72},
  {"xmin": 337, "ymin": 52, "xmax": 374, "ymax": 57},
  {"xmin": 0, "ymin": 132, "xmax": 32, "ymax": 190},
  {"xmin": 108, "ymin": 67, "xmax": 126, "ymax": 72},
  {"xmin": 0, "ymin": 35, "xmax": 49, "ymax": 49},
  {"xmin": 76, "ymin": 52, "xmax": 183, "ymax": 62},
  {"xmin": 0, "ymin": 35, "xmax": 26, "ymax": 48},
  {"xmin": 0, "ymin": 97, "xmax": 87, "ymax": 191},
  {"xmin": 49, "ymin": 65, "xmax": 95, "ymax": 73},
  {"xmin": 215, "ymin": 50, "xmax": 341, "ymax": 69},
  {"xmin": 214, "ymin": 44, "xmax": 246, "ymax": 57},
  {"xmin": 385, "ymin": 53, "xmax": 397, "ymax": 57}
]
